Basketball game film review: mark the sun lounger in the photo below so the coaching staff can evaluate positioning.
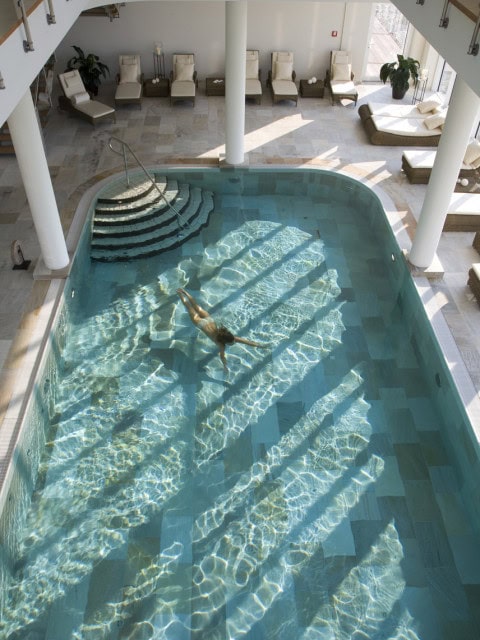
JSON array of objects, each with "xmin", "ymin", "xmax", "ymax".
[
  {"xmin": 443, "ymin": 193, "xmax": 480, "ymax": 232},
  {"xmin": 358, "ymin": 100, "xmax": 444, "ymax": 146}
]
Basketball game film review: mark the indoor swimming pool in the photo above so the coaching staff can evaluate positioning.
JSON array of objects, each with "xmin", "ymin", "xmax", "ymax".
[{"xmin": 0, "ymin": 168, "xmax": 479, "ymax": 639}]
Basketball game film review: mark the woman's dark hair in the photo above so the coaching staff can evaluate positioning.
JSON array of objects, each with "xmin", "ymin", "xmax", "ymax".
[{"xmin": 216, "ymin": 325, "xmax": 235, "ymax": 345}]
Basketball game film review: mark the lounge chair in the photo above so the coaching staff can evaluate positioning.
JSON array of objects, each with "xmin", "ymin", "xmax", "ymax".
[
  {"xmin": 245, "ymin": 50, "xmax": 262, "ymax": 104},
  {"xmin": 58, "ymin": 70, "xmax": 116, "ymax": 125},
  {"xmin": 467, "ymin": 264, "xmax": 480, "ymax": 305},
  {"xmin": 402, "ymin": 142, "xmax": 480, "ymax": 184},
  {"xmin": 326, "ymin": 50, "xmax": 358, "ymax": 106},
  {"xmin": 115, "ymin": 54, "xmax": 143, "ymax": 108},
  {"xmin": 170, "ymin": 54, "xmax": 197, "ymax": 105},
  {"xmin": 358, "ymin": 101, "xmax": 444, "ymax": 146},
  {"xmin": 443, "ymin": 193, "xmax": 480, "ymax": 232},
  {"xmin": 268, "ymin": 52, "xmax": 298, "ymax": 105}
]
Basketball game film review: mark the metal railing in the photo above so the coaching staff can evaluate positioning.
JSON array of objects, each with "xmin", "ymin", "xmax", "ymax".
[{"xmin": 107, "ymin": 136, "xmax": 190, "ymax": 231}]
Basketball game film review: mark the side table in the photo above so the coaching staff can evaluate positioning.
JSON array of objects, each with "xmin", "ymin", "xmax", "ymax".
[
  {"xmin": 299, "ymin": 79, "xmax": 325, "ymax": 98},
  {"xmin": 143, "ymin": 78, "xmax": 170, "ymax": 97},
  {"xmin": 206, "ymin": 77, "xmax": 225, "ymax": 96}
]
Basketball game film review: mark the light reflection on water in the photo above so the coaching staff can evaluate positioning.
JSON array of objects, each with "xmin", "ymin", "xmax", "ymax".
[{"xmin": 1, "ymin": 189, "xmax": 427, "ymax": 640}]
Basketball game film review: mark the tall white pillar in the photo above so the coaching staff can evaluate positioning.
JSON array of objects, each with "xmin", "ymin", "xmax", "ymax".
[
  {"xmin": 225, "ymin": 0, "xmax": 247, "ymax": 165},
  {"xmin": 7, "ymin": 90, "xmax": 69, "ymax": 271},
  {"xmin": 409, "ymin": 77, "xmax": 480, "ymax": 268}
]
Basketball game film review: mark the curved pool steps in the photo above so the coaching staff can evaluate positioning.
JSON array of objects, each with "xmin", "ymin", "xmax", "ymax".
[{"xmin": 90, "ymin": 175, "xmax": 214, "ymax": 261}]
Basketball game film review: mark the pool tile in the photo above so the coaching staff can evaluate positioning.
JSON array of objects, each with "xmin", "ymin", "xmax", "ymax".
[
  {"xmin": 435, "ymin": 492, "xmax": 472, "ymax": 536},
  {"xmin": 374, "ymin": 456, "xmax": 405, "ymax": 497},
  {"xmin": 377, "ymin": 496, "xmax": 415, "ymax": 538},
  {"xmin": 449, "ymin": 536, "xmax": 480, "ymax": 584},
  {"xmin": 399, "ymin": 538, "xmax": 428, "ymax": 587},
  {"xmin": 414, "ymin": 520, "xmax": 456, "ymax": 569},
  {"xmin": 425, "ymin": 567, "xmax": 471, "ymax": 620},
  {"xmin": 323, "ymin": 518, "xmax": 355, "ymax": 557},
  {"xmin": 394, "ymin": 443, "xmax": 429, "ymax": 479},
  {"xmin": 404, "ymin": 480, "xmax": 442, "ymax": 521},
  {"xmin": 429, "ymin": 465, "xmax": 460, "ymax": 493}
]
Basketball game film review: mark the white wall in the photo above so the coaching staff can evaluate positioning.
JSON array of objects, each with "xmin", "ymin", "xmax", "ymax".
[{"xmin": 54, "ymin": 2, "xmax": 369, "ymax": 86}]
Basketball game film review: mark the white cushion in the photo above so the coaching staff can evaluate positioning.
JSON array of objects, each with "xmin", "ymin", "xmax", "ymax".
[
  {"xmin": 275, "ymin": 61, "xmax": 293, "ymax": 80},
  {"xmin": 175, "ymin": 63, "xmax": 194, "ymax": 81},
  {"xmin": 120, "ymin": 64, "xmax": 138, "ymax": 84},
  {"xmin": 464, "ymin": 140, "xmax": 480, "ymax": 165},
  {"xmin": 332, "ymin": 63, "xmax": 351, "ymax": 81},
  {"xmin": 416, "ymin": 98, "xmax": 441, "ymax": 114},
  {"xmin": 246, "ymin": 78, "xmax": 262, "ymax": 95},
  {"xmin": 246, "ymin": 59, "xmax": 259, "ymax": 79},
  {"xmin": 423, "ymin": 112, "xmax": 446, "ymax": 130},
  {"xmin": 275, "ymin": 52, "xmax": 293, "ymax": 63},
  {"xmin": 71, "ymin": 91, "xmax": 90, "ymax": 105}
]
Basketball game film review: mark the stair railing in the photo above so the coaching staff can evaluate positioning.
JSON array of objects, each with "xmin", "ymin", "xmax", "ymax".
[{"xmin": 108, "ymin": 136, "xmax": 190, "ymax": 231}]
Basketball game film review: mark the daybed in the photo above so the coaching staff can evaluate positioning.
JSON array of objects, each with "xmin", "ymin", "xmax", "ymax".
[
  {"xmin": 246, "ymin": 50, "xmax": 262, "ymax": 104},
  {"xmin": 358, "ymin": 99, "xmax": 445, "ymax": 146},
  {"xmin": 467, "ymin": 264, "xmax": 480, "ymax": 305},
  {"xmin": 58, "ymin": 70, "xmax": 116, "ymax": 126},
  {"xmin": 325, "ymin": 50, "xmax": 358, "ymax": 105},
  {"xmin": 443, "ymin": 193, "xmax": 480, "ymax": 232},
  {"xmin": 268, "ymin": 51, "xmax": 298, "ymax": 105},
  {"xmin": 115, "ymin": 54, "xmax": 143, "ymax": 108},
  {"xmin": 402, "ymin": 142, "xmax": 480, "ymax": 184}
]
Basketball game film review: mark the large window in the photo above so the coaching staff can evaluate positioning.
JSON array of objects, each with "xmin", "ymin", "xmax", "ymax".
[{"xmin": 364, "ymin": 3, "xmax": 410, "ymax": 82}]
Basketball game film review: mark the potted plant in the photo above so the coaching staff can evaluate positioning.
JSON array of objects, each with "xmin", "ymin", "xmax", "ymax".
[
  {"xmin": 380, "ymin": 54, "xmax": 420, "ymax": 100},
  {"xmin": 65, "ymin": 46, "xmax": 110, "ymax": 96}
]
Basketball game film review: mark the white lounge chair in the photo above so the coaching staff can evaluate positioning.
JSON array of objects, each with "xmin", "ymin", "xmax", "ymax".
[
  {"xmin": 326, "ymin": 50, "xmax": 358, "ymax": 106},
  {"xmin": 268, "ymin": 51, "xmax": 298, "ymax": 105},
  {"xmin": 58, "ymin": 70, "xmax": 115, "ymax": 125},
  {"xmin": 245, "ymin": 50, "xmax": 262, "ymax": 104},
  {"xmin": 115, "ymin": 54, "xmax": 143, "ymax": 108},
  {"xmin": 170, "ymin": 54, "xmax": 197, "ymax": 105}
]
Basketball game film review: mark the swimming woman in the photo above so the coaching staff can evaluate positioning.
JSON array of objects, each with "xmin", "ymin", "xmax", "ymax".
[{"xmin": 176, "ymin": 288, "xmax": 265, "ymax": 371}]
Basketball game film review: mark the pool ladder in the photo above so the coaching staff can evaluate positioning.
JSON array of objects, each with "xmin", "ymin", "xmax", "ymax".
[{"xmin": 108, "ymin": 136, "xmax": 190, "ymax": 232}]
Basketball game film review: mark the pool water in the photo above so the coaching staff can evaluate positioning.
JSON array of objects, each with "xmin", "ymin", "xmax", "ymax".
[{"xmin": 1, "ymin": 169, "xmax": 479, "ymax": 639}]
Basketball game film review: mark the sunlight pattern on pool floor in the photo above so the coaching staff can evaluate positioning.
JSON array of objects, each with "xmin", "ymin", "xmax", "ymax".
[{"xmin": 1, "ymin": 171, "xmax": 479, "ymax": 640}]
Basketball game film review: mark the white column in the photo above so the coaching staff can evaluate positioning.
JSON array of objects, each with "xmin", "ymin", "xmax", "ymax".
[
  {"xmin": 225, "ymin": 0, "xmax": 247, "ymax": 165},
  {"xmin": 7, "ymin": 90, "xmax": 69, "ymax": 270},
  {"xmin": 409, "ymin": 77, "xmax": 480, "ymax": 268}
]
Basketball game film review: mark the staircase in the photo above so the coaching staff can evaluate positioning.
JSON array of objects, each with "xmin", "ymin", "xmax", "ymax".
[{"xmin": 90, "ymin": 173, "xmax": 214, "ymax": 261}]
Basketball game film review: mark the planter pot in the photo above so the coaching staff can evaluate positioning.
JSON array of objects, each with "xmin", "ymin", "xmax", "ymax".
[{"xmin": 392, "ymin": 85, "xmax": 408, "ymax": 100}]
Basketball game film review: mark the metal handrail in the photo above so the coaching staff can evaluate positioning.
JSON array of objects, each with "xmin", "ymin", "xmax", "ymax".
[{"xmin": 107, "ymin": 136, "xmax": 190, "ymax": 230}]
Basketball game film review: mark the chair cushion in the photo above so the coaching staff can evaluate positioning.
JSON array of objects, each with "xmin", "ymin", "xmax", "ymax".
[
  {"xmin": 464, "ymin": 140, "xmax": 480, "ymax": 166},
  {"xmin": 171, "ymin": 80, "xmax": 196, "ymax": 97},
  {"xmin": 61, "ymin": 71, "xmax": 85, "ymax": 97},
  {"xmin": 246, "ymin": 78, "xmax": 261, "ymax": 95},
  {"xmin": 332, "ymin": 63, "xmax": 351, "ymax": 81},
  {"xmin": 246, "ymin": 59, "xmax": 258, "ymax": 79},
  {"xmin": 175, "ymin": 63, "xmax": 194, "ymax": 81},
  {"xmin": 115, "ymin": 83, "xmax": 142, "ymax": 100},
  {"xmin": 71, "ymin": 91, "xmax": 90, "ymax": 105},
  {"xmin": 76, "ymin": 100, "xmax": 115, "ymax": 119},
  {"xmin": 120, "ymin": 63, "xmax": 138, "ymax": 84},
  {"xmin": 416, "ymin": 98, "xmax": 441, "ymax": 114},
  {"xmin": 275, "ymin": 61, "xmax": 293, "ymax": 80},
  {"xmin": 423, "ymin": 111, "xmax": 446, "ymax": 130}
]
